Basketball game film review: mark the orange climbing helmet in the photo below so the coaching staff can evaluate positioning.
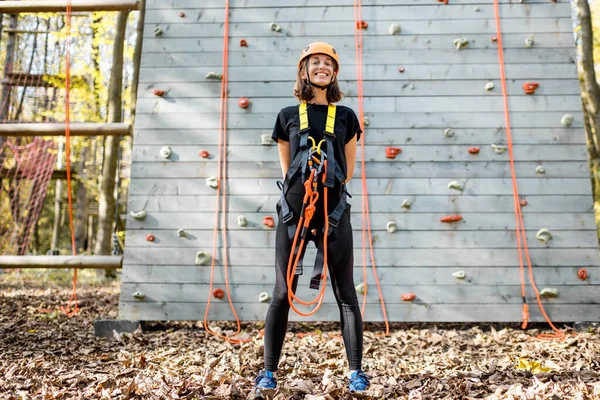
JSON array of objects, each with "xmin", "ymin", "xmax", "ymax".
[{"xmin": 298, "ymin": 42, "xmax": 340, "ymax": 73}]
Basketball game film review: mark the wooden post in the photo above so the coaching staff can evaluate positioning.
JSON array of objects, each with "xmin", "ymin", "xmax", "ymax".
[
  {"xmin": 0, "ymin": 122, "xmax": 131, "ymax": 136},
  {"xmin": 0, "ymin": 255, "xmax": 123, "ymax": 268},
  {"xmin": 50, "ymin": 141, "xmax": 64, "ymax": 254},
  {"xmin": 0, "ymin": 1, "xmax": 140, "ymax": 13}
]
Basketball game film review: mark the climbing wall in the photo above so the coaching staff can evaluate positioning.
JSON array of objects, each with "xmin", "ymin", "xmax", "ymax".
[{"xmin": 120, "ymin": 0, "xmax": 600, "ymax": 322}]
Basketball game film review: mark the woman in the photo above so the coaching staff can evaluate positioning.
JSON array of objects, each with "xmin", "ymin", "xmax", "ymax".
[{"xmin": 253, "ymin": 42, "xmax": 370, "ymax": 398}]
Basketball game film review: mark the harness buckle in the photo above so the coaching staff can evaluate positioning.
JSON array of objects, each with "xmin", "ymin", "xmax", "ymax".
[
  {"xmin": 282, "ymin": 212, "xmax": 294, "ymax": 224},
  {"xmin": 328, "ymin": 215, "xmax": 340, "ymax": 228}
]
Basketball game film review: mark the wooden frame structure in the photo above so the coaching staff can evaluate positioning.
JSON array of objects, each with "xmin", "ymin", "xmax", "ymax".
[
  {"xmin": 0, "ymin": 0, "xmax": 140, "ymax": 13},
  {"xmin": 0, "ymin": 122, "xmax": 131, "ymax": 136},
  {"xmin": 0, "ymin": 256, "xmax": 122, "ymax": 268}
]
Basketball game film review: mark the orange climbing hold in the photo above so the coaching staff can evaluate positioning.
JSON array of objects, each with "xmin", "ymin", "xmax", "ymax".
[
  {"xmin": 152, "ymin": 89, "xmax": 165, "ymax": 97},
  {"xmin": 356, "ymin": 20, "xmax": 368, "ymax": 29},
  {"xmin": 437, "ymin": 0, "xmax": 448, "ymax": 4},
  {"xmin": 401, "ymin": 293, "xmax": 416, "ymax": 301},
  {"xmin": 441, "ymin": 215, "xmax": 463, "ymax": 223},
  {"xmin": 385, "ymin": 147, "xmax": 402, "ymax": 159},
  {"xmin": 578, "ymin": 269, "xmax": 588, "ymax": 281},
  {"xmin": 523, "ymin": 82, "xmax": 539, "ymax": 95},
  {"xmin": 238, "ymin": 97, "xmax": 250, "ymax": 108},
  {"xmin": 263, "ymin": 216, "xmax": 275, "ymax": 228},
  {"xmin": 520, "ymin": 199, "xmax": 528, "ymax": 207},
  {"xmin": 199, "ymin": 150, "xmax": 210, "ymax": 158},
  {"xmin": 240, "ymin": 39, "xmax": 248, "ymax": 47},
  {"xmin": 179, "ymin": 12, "xmax": 185, "ymax": 17},
  {"xmin": 399, "ymin": 67, "xmax": 405, "ymax": 73},
  {"xmin": 213, "ymin": 288, "xmax": 225, "ymax": 299},
  {"xmin": 146, "ymin": 234, "xmax": 155, "ymax": 242},
  {"xmin": 491, "ymin": 36, "xmax": 497, "ymax": 42},
  {"xmin": 468, "ymin": 147, "xmax": 480, "ymax": 154}
]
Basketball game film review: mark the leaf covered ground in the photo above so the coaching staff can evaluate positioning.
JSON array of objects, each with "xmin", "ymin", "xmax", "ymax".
[{"xmin": 1, "ymin": 271, "xmax": 599, "ymax": 399}]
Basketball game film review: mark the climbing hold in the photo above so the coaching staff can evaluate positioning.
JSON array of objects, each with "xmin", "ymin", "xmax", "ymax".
[
  {"xmin": 261, "ymin": 133, "xmax": 273, "ymax": 146},
  {"xmin": 448, "ymin": 180, "xmax": 463, "ymax": 191},
  {"xmin": 399, "ymin": 67, "xmax": 405, "ymax": 73},
  {"xmin": 453, "ymin": 37, "xmax": 468, "ymax": 50},
  {"xmin": 385, "ymin": 147, "xmax": 402, "ymax": 159},
  {"xmin": 195, "ymin": 251, "xmax": 210, "ymax": 265},
  {"xmin": 132, "ymin": 291, "xmax": 145, "ymax": 300},
  {"xmin": 205, "ymin": 177, "xmax": 218, "ymax": 189},
  {"xmin": 525, "ymin": 37, "xmax": 534, "ymax": 48},
  {"xmin": 213, "ymin": 288, "xmax": 225, "ymax": 299},
  {"xmin": 198, "ymin": 150, "xmax": 210, "ymax": 158},
  {"xmin": 468, "ymin": 147, "xmax": 480, "ymax": 154},
  {"xmin": 355, "ymin": 282, "xmax": 366, "ymax": 294},
  {"xmin": 520, "ymin": 199, "xmax": 528, "ymax": 207},
  {"xmin": 356, "ymin": 20, "xmax": 368, "ymax": 29},
  {"xmin": 401, "ymin": 293, "xmax": 416, "ymax": 301},
  {"xmin": 444, "ymin": 128, "xmax": 455, "ymax": 137},
  {"xmin": 146, "ymin": 234, "xmax": 155, "ymax": 242},
  {"xmin": 386, "ymin": 221, "xmax": 398, "ymax": 233},
  {"xmin": 485, "ymin": 82, "xmax": 495, "ymax": 91},
  {"xmin": 263, "ymin": 216, "xmax": 275, "ymax": 228},
  {"xmin": 491, "ymin": 37, "xmax": 497, "ymax": 42},
  {"xmin": 388, "ymin": 23, "xmax": 401, "ymax": 35},
  {"xmin": 578, "ymin": 269, "xmax": 588, "ymax": 281},
  {"xmin": 401, "ymin": 199, "xmax": 412, "ymax": 209},
  {"xmin": 152, "ymin": 89, "xmax": 165, "ymax": 97},
  {"xmin": 160, "ymin": 146, "xmax": 172, "ymax": 159},
  {"xmin": 452, "ymin": 270, "xmax": 466, "ymax": 279},
  {"xmin": 240, "ymin": 39, "xmax": 248, "ymax": 47},
  {"xmin": 177, "ymin": 229, "xmax": 187, "ymax": 238},
  {"xmin": 270, "ymin": 22, "xmax": 281, "ymax": 32},
  {"xmin": 130, "ymin": 210, "xmax": 147, "ymax": 221},
  {"xmin": 561, "ymin": 114, "xmax": 574, "ymax": 127},
  {"xmin": 473, "ymin": 6, "xmax": 480, "ymax": 11},
  {"xmin": 535, "ymin": 165, "xmax": 545, "ymax": 174},
  {"xmin": 238, "ymin": 97, "xmax": 250, "ymax": 108},
  {"xmin": 205, "ymin": 72, "xmax": 223, "ymax": 80},
  {"xmin": 536, "ymin": 228, "xmax": 552, "ymax": 243},
  {"xmin": 154, "ymin": 26, "xmax": 163, "ymax": 37},
  {"xmin": 410, "ymin": 83, "xmax": 415, "ymax": 90},
  {"xmin": 441, "ymin": 215, "xmax": 463, "ymax": 223},
  {"xmin": 539, "ymin": 287, "xmax": 559, "ymax": 298},
  {"xmin": 522, "ymin": 82, "xmax": 539, "ymax": 95},
  {"xmin": 491, "ymin": 144, "xmax": 507, "ymax": 154},
  {"xmin": 437, "ymin": 0, "xmax": 448, "ymax": 4},
  {"xmin": 259, "ymin": 292, "xmax": 271, "ymax": 303},
  {"xmin": 237, "ymin": 215, "xmax": 247, "ymax": 227},
  {"xmin": 363, "ymin": 116, "xmax": 370, "ymax": 126}
]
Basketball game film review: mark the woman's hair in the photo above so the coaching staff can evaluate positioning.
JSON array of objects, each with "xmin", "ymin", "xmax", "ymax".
[{"xmin": 293, "ymin": 56, "xmax": 344, "ymax": 103}]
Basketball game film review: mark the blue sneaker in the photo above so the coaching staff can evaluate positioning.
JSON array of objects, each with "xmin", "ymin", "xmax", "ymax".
[
  {"xmin": 253, "ymin": 370, "xmax": 277, "ymax": 399},
  {"xmin": 348, "ymin": 370, "xmax": 371, "ymax": 392}
]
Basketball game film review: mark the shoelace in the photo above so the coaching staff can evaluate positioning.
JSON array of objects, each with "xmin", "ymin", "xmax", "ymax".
[{"xmin": 350, "ymin": 371, "xmax": 371, "ymax": 389}]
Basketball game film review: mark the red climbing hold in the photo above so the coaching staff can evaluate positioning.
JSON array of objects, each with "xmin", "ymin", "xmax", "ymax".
[
  {"xmin": 385, "ymin": 147, "xmax": 402, "ymax": 159},
  {"xmin": 399, "ymin": 67, "xmax": 405, "ymax": 73},
  {"xmin": 440, "ymin": 215, "xmax": 463, "ymax": 223},
  {"xmin": 199, "ymin": 150, "xmax": 210, "ymax": 158},
  {"xmin": 437, "ymin": 0, "xmax": 448, "ymax": 4},
  {"xmin": 523, "ymin": 82, "xmax": 539, "ymax": 95},
  {"xmin": 520, "ymin": 199, "xmax": 528, "ymax": 207},
  {"xmin": 179, "ymin": 12, "xmax": 185, "ymax": 17},
  {"xmin": 238, "ymin": 97, "xmax": 250, "ymax": 108},
  {"xmin": 491, "ymin": 37, "xmax": 497, "ymax": 42},
  {"xmin": 213, "ymin": 288, "xmax": 225, "ymax": 299},
  {"xmin": 468, "ymin": 147, "xmax": 480, "ymax": 154},
  {"xmin": 401, "ymin": 293, "xmax": 416, "ymax": 301},
  {"xmin": 152, "ymin": 89, "xmax": 165, "ymax": 97},
  {"xmin": 146, "ymin": 234, "xmax": 155, "ymax": 242},
  {"xmin": 240, "ymin": 39, "xmax": 248, "ymax": 47},
  {"xmin": 263, "ymin": 216, "xmax": 275, "ymax": 228},
  {"xmin": 356, "ymin": 20, "xmax": 368, "ymax": 29},
  {"xmin": 578, "ymin": 269, "xmax": 588, "ymax": 281}
]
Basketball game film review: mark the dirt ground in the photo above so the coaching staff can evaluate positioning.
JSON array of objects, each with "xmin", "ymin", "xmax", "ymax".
[{"xmin": 0, "ymin": 271, "xmax": 599, "ymax": 400}]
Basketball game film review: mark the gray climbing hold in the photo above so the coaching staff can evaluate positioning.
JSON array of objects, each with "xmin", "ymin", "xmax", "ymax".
[
  {"xmin": 444, "ymin": 128, "xmax": 455, "ymax": 137},
  {"xmin": 261, "ymin": 133, "xmax": 273, "ymax": 146},
  {"xmin": 205, "ymin": 176, "xmax": 218, "ymax": 189},
  {"xmin": 154, "ymin": 26, "xmax": 163, "ymax": 37},
  {"xmin": 363, "ymin": 116, "xmax": 370, "ymax": 126},
  {"xmin": 386, "ymin": 221, "xmax": 398, "ymax": 233},
  {"xmin": 259, "ymin": 292, "xmax": 271, "ymax": 303},
  {"xmin": 452, "ymin": 270, "xmax": 466, "ymax": 279},
  {"xmin": 160, "ymin": 146, "xmax": 172, "ymax": 159},
  {"xmin": 474, "ymin": 6, "xmax": 481, "ymax": 11},
  {"xmin": 485, "ymin": 82, "xmax": 495, "ymax": 91},
  {"xmin": 536, "ymin": 228, "xmax": 552, "ymax": 243},
  {"xmin": 448, "ymin": 180, "xmax": 463, "ymax": 191},
  {"xmin": 525, "ymin": 38, "xmax": 534, "ymax": 48},
  {"xmin": 205, "ymin": 72, "xmax": 223, "ymax": 80},
  {"xmin": 130, "ymin": 210, "xmax": 147, "ymax": 221},
  {"xmin": 535, "ymin": 165, "xmax": 545, "ymax": 174},
  {"xmin": 401, "ymin": 199, "xmax": 412, "ymax": 209},
  {"xmin": 491, "ymin": 144, "xmax": 507, "ymax": 154},
  {"xmin": 237, "ymin": 215, "xmax": 247, "ymax": 227},
  {"xmin": 270, "ymin": 22, "xmax": 281, "ymax": 32},
  {"xmin": 453, "ymin": 37, "xmax": 469, "ymax": 50},
  {"xmin": 195, "ymin": 251, "xmax": 210, "ymax": 265},
  {"xmin": 561, "ymin": 114, "xmax": 574, "ymax": 127},
  {"xmin": 388, "ymin": 23, "xmax": 401, "ymax": 35},
  {"xmin": 540, "ymin": 287, "xmax": 559, "ymax": 297},
  {"xmin": 177, "ymin": 229, "xmax": 187, "ymax": 238},
  {"xmin": 409, "ymin": 83, "xmax": 415, "ymax": 90},
  {"xmin": 355, "ymin": 282, "xmax": 366, "ymax": 294},
  {"xmin": 132, "ymin": 291, "xmax": 145, "ymax": 300}
]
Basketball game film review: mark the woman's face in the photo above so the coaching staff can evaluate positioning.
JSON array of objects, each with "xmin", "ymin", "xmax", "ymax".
[{"xmin": 304, "ymin": 54, "xmax": 335, "ymax": 86}]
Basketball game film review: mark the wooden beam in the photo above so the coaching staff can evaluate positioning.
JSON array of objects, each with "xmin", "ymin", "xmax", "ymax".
[
  {"xmin": 1, "ymin": 72, "xmax": 88, "ymax": 87},
  {"xmin": 0, "ymin": 255, "xmax": 122, "ymax": 269},
  {"xmin": 0, "ymin": 1, "xmax": 140, "ymax": 13},
  {"xmin": 0, "ymin": 167, "xmax": 77, "ymax": 180},
  {"xmin": 3, "ymin": 28, "xmax": 53, "ymax": 34},
  {"xmin": 0, "ymin": 122, "xmax": 131, "ymax": 137}
]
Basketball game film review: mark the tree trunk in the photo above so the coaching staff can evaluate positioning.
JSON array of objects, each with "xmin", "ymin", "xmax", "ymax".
[
  {"xmin": 94, "ymin": 11, "xmax": 128, "ymax": 279},
  {"xmin": 50, "ymin": 141, "xmax": 64, "ymax": 254},
  {"xmin": 130, "ymin": 0, "xmax": 145, "ymax": 124},
  {"xmin": 74, "ymin": 146, "xmax": 88, "ymax": 252}
]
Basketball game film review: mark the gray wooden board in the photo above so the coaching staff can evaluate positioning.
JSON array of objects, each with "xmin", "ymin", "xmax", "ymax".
[
  {"xmin": 118, "ymin": 302, "xmax": 600, "ymax": 322},
  {"xmin": 142, "ymin": 18, "xmax": 574, "ymax": 37},
  {"xmin": 144, "ymin": 5, "xmax": 571, "ymax": 24},
  {"xmin": 123, "ymin": 248, "xmax": 600, "ymax": 267},
  {"xmin": 137, "ymin": 79, "xmax": 582, "ymax": 97},
  {"xmin": 134, "ymin": 112, "xmax": 583, "ymax": 129},
  {"xmin": 128, "ymin": 178, "xmax": 594, "ymax": 196},
  {"xmin": 132, "ymin": 128, "xmax": 585, "ymax": 146},
  {"xmin": 120, "ymin": 283, "xmax": 599, "ymax": 305},
  {"xmin": 125, "ymin": 229, "xmax": 599, "ymax": 249},
  {"xmin": 125, "ymin": 194, "xmax": 595, "ymax": 213},
  {"xmin": 142, "ymin": 34, "xmax": 576, "ymax": 52},
  {"xmin": 136, "ymin": 95, "xmax": 583, "ymax": 114},
  {"xmin": 132, "ymin": 145, "xmax": 588, "ymax": 163},
  {"xmin": 122, "ymin": 265, "xmax": 599, "ymax": 286}
]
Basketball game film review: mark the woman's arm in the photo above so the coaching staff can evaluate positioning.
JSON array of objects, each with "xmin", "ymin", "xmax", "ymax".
[
  {"xmin": 344, "ymin": 134, "xmax": 358, "ymax": 183},
  {"xmin": 278, "ymin": 141, "xmax": 291, "ymax": 178}
]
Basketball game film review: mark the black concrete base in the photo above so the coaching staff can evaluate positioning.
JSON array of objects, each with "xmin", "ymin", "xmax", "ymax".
[
  {"xmin": 572, "ymin": 321, "xmax": 600, "ymax": 333},
  {"xmin": 94, "ymin": 320, "xmax": 143, "ymax": 338}
]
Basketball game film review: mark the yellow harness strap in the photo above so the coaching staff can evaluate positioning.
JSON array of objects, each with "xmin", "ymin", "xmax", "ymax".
[{"xmin": 299, "ymin": 102, "xmax": 336, "ymax": 134}]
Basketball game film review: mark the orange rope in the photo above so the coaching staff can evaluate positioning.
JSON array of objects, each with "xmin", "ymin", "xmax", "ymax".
[
  {"xmin": 61, "ymin": 0, "xmax": 79, "ymax": 318},
  {"xmin": 353, "ymin": 0, "xmax": 389, "ymax": 335},
  {"xmin": 493, "ymin": 0, "xmax": 565, "ymax": 341},
  {"xmin": 203, "ymin": 0, "xmax": 250, "ymax": 344}
]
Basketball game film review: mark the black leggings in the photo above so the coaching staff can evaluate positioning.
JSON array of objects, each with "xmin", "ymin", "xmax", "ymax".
[{"xmin": 263, "ymin": 181, "xmax": 363, "ymax": 372}]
